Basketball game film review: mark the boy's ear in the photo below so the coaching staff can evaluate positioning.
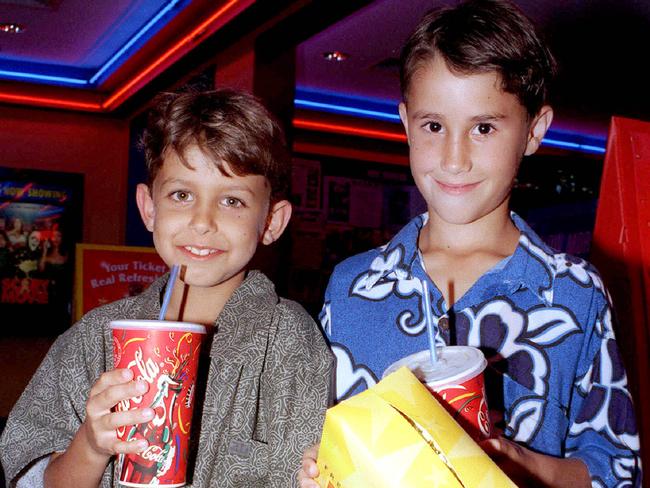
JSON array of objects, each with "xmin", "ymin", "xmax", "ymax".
[
  {"xmin": 262, "ymin": 200, "xmax": 292, "ymax": 245},
  {"xmin": 398, "ymin": 102, "xmax": 410, "ymax": 142},
  {"xmin": 136, "ymin": 183, "xmax": 155, "ymax": 232},
  {"xmin": 524, "ymin": 105, "xmax": 554, "ymax": 156}
]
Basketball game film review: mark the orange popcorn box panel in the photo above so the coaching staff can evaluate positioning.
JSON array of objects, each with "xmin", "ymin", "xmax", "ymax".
[{"xmin": 316, "ymin": 367, "xmax": 516, "ymax": 488}]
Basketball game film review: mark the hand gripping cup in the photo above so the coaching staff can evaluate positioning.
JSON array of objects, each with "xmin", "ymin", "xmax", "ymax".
[
  {"xmin": 111, "ymin": 320, "xmax": 206, "ymax": 487},
  {"xmin": 383, "ymin": 345, "xmax": 491, "ymax": 441}
]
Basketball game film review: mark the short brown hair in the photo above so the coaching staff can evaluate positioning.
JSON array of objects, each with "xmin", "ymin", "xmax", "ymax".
[
  {"xmin": 400, "ymin": 0, "xmax": 556, "ymax": 117},
  {"xmin": 142, "ymin": 89, "xmax": 291, "ymax": 201}
]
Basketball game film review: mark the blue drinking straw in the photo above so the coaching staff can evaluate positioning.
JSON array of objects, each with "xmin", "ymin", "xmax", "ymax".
[
  {"xmin": 159, "ymin": 264, "xmax": 180, "ymax": 320},
  {"xmin": 422, "ymin": 280, "xmax": 438, "ymax": 366}
]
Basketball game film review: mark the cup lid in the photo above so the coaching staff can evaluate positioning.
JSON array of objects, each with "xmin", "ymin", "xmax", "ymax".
[
  {"xmin": 383, "ymin": 346, "xmax": 487, "ymax": 387},
  {"xmin": 110, "ymin": 319, "xmax": 206, "ymax": 334}
]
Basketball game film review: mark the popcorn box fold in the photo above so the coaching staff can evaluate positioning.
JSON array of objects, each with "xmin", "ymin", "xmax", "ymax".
[{"xmin": 316, "ymin": 367, "xmax": 516, "ymax": 488}]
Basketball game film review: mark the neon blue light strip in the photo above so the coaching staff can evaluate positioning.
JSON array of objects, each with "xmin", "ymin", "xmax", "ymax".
[
  {"xmin": 89, "ymin": 0, "xmax": 181, "ymax": 84},
  {"xmin": 0, "ymin": 0, "xmax": 180, "ymax": 87},
  {"xmin": 294, "ymin": 98, "xmax": 401, "ymax": 122},
  {"xmin": 541, "ymin": 138, "xmax": 606, "ymax": 154},
  {"xmin": 0, "ymin": 69, "xmax": 88, "ymax": 85},
  {"xmin": 295, "ymin": 93, "xmax": 607, "ymax": 155}
]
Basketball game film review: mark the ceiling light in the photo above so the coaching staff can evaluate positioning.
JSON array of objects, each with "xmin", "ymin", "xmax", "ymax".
[
  {"xmin": 0, "ymin": 23, "xmax": 26, "ymax": 34},
  {"xmin": 323, "ymin": 51, "xmax": 348, "ymax": 62}
]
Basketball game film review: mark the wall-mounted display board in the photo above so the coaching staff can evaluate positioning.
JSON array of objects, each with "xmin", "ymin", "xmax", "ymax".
[
  {"xmin": 75, "ymin": 244, "xmax": 167, "ymax": 321},
  {"xmin": 0, "ymin": 167, "xmax": 83, "ymax": 335}
]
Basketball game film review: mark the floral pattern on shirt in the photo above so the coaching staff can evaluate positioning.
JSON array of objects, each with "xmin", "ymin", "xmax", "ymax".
[{"xmin": 320, "ymin": 212, "xmax": 641, "ymax": 487}]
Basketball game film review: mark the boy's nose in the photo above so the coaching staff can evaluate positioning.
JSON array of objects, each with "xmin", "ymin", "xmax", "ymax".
[
  {"xmin": 189, "ymin": 205, "xmax": 217, "ymax": 234},
  {"xmin": 441, "ymin": 137, "xmax": 472, "ymax": 174}
]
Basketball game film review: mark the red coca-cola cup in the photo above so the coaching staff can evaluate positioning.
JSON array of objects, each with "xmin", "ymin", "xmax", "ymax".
[
  {"xmin": 111, "ymin": 319, "xmax": 206, "ymax": 487},
  {"xmin": 383, "ymin": 346, "xmax": 491, "ymax": 441}
]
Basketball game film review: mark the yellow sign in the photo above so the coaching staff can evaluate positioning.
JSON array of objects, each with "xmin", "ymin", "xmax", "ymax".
[{"xmin": 317, "ymin": 367, "xmax": 515, "ymax": 487}]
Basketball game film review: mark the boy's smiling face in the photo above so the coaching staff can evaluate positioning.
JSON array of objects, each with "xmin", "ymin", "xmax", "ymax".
[
  {"xmin": 137, "ymin": 145, "xmax": 289, "ymax": 296},
  {"xmin": 399, "ymin": 55, "xmax": 552, "ymax": 227}
]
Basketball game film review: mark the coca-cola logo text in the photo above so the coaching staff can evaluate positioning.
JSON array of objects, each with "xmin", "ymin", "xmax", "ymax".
[
  {"xmin": 127, "ymin": 346, "xmax": 160, "ymax": 384},
  {"xmin": 117, "ymin": 346, "xmax": 161, "ymax": 410},
  {"xmin": 140, "ymin": 445, "xmax": 166, "ymax": 464}
]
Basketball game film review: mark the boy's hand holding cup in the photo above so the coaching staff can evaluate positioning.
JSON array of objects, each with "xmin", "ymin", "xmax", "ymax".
[{"xmin": 83, "ymin": 368, "xmax": 153, "ymax": 460}]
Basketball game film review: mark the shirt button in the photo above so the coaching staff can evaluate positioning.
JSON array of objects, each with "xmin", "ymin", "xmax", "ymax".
[{"xmin": 439, "ymin": 317, "xmax": 449, "ymax": 331}]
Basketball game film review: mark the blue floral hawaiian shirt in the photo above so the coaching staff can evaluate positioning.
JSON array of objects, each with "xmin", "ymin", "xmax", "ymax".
[{"xmin": 320, "ymin": 212, "xmax": 641, "ymax": 487}]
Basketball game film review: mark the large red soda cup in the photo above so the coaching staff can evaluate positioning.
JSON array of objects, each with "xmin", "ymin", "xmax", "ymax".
[
  {"xmin": 111, "ymin": 319, "xmax": 206, "ymax": 487},
  {"xmin": 383, "ymin": 346, "xmax": 491, "ymax": 441}
]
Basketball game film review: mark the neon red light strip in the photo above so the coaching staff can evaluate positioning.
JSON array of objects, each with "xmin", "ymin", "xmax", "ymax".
[
  {"xmin": 293, "ymin": 118, "xmax": 407, "ymax": 142},
  {"xmin": 0, "ymin": 93, "xmax": 102, "ymax": 111},
  {"xmin": 103, "ymin": 0, "xmax": 243, "ymax": 110}
]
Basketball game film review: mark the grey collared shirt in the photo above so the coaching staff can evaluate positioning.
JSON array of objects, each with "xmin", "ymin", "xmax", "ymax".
[{"xmin": 1, "ymin": 270, "xmax": 333, "ymax": 487}]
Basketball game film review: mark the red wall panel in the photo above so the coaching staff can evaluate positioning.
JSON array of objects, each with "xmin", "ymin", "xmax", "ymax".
[
  {"xmin": 591, "ymin": 116, "xmax": 650, "ymax": 480},
  {"xmin": 0, "ymin": 105, "xmax": 130, "ymax": 244}
]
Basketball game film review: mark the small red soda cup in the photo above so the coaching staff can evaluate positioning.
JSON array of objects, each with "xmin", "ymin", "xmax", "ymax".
[
  {"xmin": 111, "ymin": 319, "xmax": 206, "ymax": 487},
  {"xmin": 383, "ymin": 346, "xmax": 491, "ymax": 441}
]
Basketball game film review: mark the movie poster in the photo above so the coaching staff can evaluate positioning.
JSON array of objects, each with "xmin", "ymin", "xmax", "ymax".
[{"xmin": 0, "ymin": 167, "xmax": 83, "ymax": 335}]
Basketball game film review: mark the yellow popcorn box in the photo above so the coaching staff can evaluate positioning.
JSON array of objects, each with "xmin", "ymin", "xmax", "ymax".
[{"xmin": 316, "ymin": 367, "xmax": 516, "ymax": 488}]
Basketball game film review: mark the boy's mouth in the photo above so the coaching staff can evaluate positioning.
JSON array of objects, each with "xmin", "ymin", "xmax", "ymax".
[
  {"xmin": 181, "ymin": 245, "xmax": 221, "ymax": 257},
  {"xmin": 435, "ymin": 180, "xmax": 481, "ymax": 195}
]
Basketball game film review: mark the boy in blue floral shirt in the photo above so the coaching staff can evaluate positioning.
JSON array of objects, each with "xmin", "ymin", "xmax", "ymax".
[{"xmin": 299, "ymin": 0, "xmax": 641, "ymax": 486}]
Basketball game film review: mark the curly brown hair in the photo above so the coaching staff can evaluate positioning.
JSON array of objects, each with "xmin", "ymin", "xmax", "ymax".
[{"xmin": 142, "ymin": 89, "xmax": 291, "ymax": 202}]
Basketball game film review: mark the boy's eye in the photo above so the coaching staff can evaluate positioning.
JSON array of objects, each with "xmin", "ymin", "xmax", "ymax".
[
  {"xmin": 475, "ymin": 123, "xmax": 494, "ymax": 135},
  {"xmin": 171, "ymin": 191, "xmax": 193, "ymax": 202},
  {"xmin": 425, "ymin": 121, "xmax": 442, "ymax": 133},
  {"xmin": 222, "ymin": 197, "xmax": 244, "ymax": 208}
]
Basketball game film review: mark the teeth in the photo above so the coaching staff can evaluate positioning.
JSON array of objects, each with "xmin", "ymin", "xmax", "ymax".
[{"xmin": 184, "ymin": 246, "xmax": 218, "ymax": 256}]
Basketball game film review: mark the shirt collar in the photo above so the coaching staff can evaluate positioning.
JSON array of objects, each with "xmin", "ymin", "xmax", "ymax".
[
  {"xmin": 363, "ymin": 212, "xmax": 557, "ymax": 306},
  {"xmin": 509, "ymin": 212, "xmax": 556, "ymax": 305},
  {"xmin": 361, "ymin": 213, "xmax": 425, "ymax": 290},
  {"xmin": 136, "ymin": 269, "xmax": 278, "ymax": 325}
]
